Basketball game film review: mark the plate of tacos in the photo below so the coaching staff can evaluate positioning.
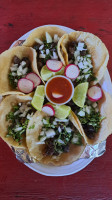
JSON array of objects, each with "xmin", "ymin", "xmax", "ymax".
[{"xmin": 0, "ymin": 25, "xmax": 112, "ymax": 176}]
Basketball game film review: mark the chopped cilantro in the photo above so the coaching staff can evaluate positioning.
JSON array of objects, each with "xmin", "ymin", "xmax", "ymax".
[{"xmin": 6, "ymin": 103, "xmax": 34, "ymax": 144}]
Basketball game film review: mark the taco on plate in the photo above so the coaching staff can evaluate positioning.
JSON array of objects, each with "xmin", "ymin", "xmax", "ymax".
[
  {"xmin": 23, "ymin": 26, "xmax": 66, "ymax": 75},
  {"xmin": 58, "ymin": 31, "xmax": 109, "ymax": 84},
  {"xmin": 0, "ymin": 46, "xmax": 41, "ymax": 95},
  {"xmin": 0, "ymin": 94, "xmax": 36, "ymax": 148},
  {"xmin": 68, "ymin": 88, "xmax": 112, "ymax": 145},
  {"xmin": 26, "ymin": 110, "xmax": 86, "ymax": 166}
]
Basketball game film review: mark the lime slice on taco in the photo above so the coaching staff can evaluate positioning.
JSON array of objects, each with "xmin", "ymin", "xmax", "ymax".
[
  {"xmin": 31, "ymin": 85, "xmax": 45, "ymax": 111},
  {"xmin": 41, "ymin": 65, "xmax": 64, "ymax": 81},
  {"xmin": 72, "ymin": 82, "xmax": 88, "ymax": 107},
  {"xmin": 49, "ymin": 103, "xmax": 71, "ymax": 119}
]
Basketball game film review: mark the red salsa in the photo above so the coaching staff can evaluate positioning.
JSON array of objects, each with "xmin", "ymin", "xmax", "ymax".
[{"xmin": 46, "ymin": 76, "xmax": 73, "ymax": 104}]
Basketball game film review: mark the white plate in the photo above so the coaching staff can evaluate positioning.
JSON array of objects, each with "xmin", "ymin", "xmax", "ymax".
[{"xmin": 10, "ymin": 25, "xmax": 112, "ymax": 176}]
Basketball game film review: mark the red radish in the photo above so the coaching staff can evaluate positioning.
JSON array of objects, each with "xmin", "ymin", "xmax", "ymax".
[
  {"xmin": 52, "ymin": 92, "xmax": 63, "ymax": 99},
  {"xmin": 26, "ymin": 73, "xmax": 41, "ymax": 88},
  {"xmin": 42, "ymin": 104, "xmax": 55, "ymax": 116},
  {"xmin": 18, "ymin": 78, "xmax": 34, "ymax": 94},
  {"xmin": 65, "ymin": 64, "xmax": 80, "ymax": 79},
  {"xmin": 46, "ymin": 60, "xmax": 63, "ymax": 72},
  {"xmin": 87, "ymin": 85, "xmax": 103, "ymax": 102}
]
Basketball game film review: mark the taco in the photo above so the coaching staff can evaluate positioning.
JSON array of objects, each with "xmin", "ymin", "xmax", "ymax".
[
  {"xmin": 58, "ymin": 31, "xmax": 109, "ymax": 84},
  {"xmin": 23, "ymin": 26, "xmax": 66, "ymax": 75},
  {"xmin": 26, "ymin": 111, "xmax": 86, "ymax": 166},
  {"xmin": 0, "ymin": 94, "xmax": 36, "ymax": 148},
  {"xmin": 68, "ymin": 89, "xmax": 112, "ymax": 145},
  {"xmin": 0, "ymin": 46, "xmax": 41, "ymax": 95}
]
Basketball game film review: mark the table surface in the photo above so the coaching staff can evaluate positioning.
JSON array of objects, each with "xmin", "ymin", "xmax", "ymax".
[{"xmin": 0, "ymin": 0, "xmax": 112, "ymax": 199}]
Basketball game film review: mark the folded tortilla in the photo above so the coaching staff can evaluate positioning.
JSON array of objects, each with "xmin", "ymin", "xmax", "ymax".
[
  {"xmin": 26, "ymin": 111, "xmax": 86, "ymax": 166},
  {"xmin": 58, "ymin": 31, "xmax": 109, "ymax": 84},
  {"xmin": 0, "ymin": 94, "xmax": 32, "ymax": 149},
  {"xmin": 23, "ymin": 26, "xmax": 66, "ymax": 70},
  {"xmin": 23, "ymin": 26, "xmax": 66, "ymax": 47},
  {"xmin": 71, "ymin": 90, "xmax": 112, "ymax": 145},
  {"xmin": 0, "ymin": 46, "xmax": 39, "ymax": 96}
]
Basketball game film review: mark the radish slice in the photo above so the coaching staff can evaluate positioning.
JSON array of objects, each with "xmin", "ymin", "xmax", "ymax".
[
  {"xmin": 46, "ymin": 60, "xmax": 63, "ymax": 72},
  {"xmin": 42, "ymin": 104, "xmax": 55, "ymax": 116},
  {"xmin": 65, "ymin": 64, "xmax": 80, "ymax": 79},
  {"xmin": 18, "ymin": 78, "xmax": 34, "ymax": 94},
  {"xmin": 87, "ymin": 85, "xmax": 103, "ymax": 102},
  {"xmin": 26, "ymin": 73, "xmax": 41, "ymax": 88},
  {"xmin": 52, "ymin": 92, "xmax": 63, "ymax": 99}
]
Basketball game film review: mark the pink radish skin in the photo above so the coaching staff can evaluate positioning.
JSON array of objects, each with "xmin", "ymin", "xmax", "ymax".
[
  {"xmin": 52, "ymin": 92, "xmax": 63, "ymax": 99},
  {"xmin": 87, "ymin": 85, "xmax": 103, "ymax": 102},
  {"xmin": 65, "ymin": 64, "xmax": 80, "ymax": 79},
  {"xmin": 46, "ymin": 60, "xmax": 63, "ymax": 72},
  {"xmin": 26, "ymin": 73, "xmax": 41, "ymax": 88},
  {"xmin": 42, "ymin": 104, "xmax": 55, "ymax": 116},
  {"xmin": 18, "ymin": 78, "xmax": 34, "ymax": 94}
]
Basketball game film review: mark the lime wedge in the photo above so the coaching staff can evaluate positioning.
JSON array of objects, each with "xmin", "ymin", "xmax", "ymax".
[
  {"xmin": 41, "ymin": 65, "xmax": 64, "ymax": 81},
  {"xmin": 31, "ymin": 85, "xmax": 45, "ymax": 111},
  {"xmin": 41, "ymin": 65, "xmax": 53, "ymax": 81},
  {"xmin": 49, "ymin": 103, "xmax": 71, "ymax": 119},
  {"xmin": 72, "ymin": 82, "xmax": 89, "ymax": 107}
]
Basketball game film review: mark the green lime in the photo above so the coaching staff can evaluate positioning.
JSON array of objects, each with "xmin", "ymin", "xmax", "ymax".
[
  {"xmin": 49, "ymin": 103, "xmax": 71, "ymax": 119},
  {"xmin": 72, "ymin": 82, "xmax": 89, "ymax": 107},
  {"xmin": 31, "ymin": 85, "xmax": 45, "ymax": 111},
  {"xmin": 41, "ymin": 65, "xmax": 53, "ymax": 81},
  {"xmin": 40, "ymin": 65, "xmax": 64, "ymax": 81}
]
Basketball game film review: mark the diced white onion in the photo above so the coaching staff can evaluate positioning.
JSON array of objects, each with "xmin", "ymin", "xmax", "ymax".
[
  {"xmin": 15, "ymin": 79, "xmax": 18, "ymax": 83},
  {"xmin": 66, "ymin": 127, "xmax": 72, "ymax": 133},
  {"xmin": 36, "ymin": 141, "xmax": 45, "ymax": 145},
  {"xmin": 58, "ymin": 127, "xmax": 61, "ymax": 133},
  {"xmin": 74, "ymin": 50, "xmax": 80, "ymax": 58},
  {"xmin": 54, "ymin": 34, "xmax": 59, "ymax": 42},
  {"xmin": 46, "ymin": 32, "xmax": 52, "ymax": 43},
  {"xmin": 11, "ymin": 64, "xmax": 18, "ymax": 71},
  {"xmin": 46, "ymin": 129, "xmax": 56, "ymax": 138},
  {"xmin": 85, "ymin": 106, "xmax": 91, "ymax": 114},
  {"xmin": 46, "ymin": 49, "xmax": 50, "ymax": 55},
  {"xmin": 17, "ymin": 70, "xmax": 22, "ymax": 76},
  {"xmin": 39, "ymin": 44, "xmax": 44, "ymax": 50},
  {"xmin": 14, "ymin": 127, "xmax": 23, "ymax": 132},
  {"xmin": 51, "ymin": 51, "xmax": 58, "ymax": 59},
  {"xmin": 20, "ymin": 61, "xmax": 26, "ymax": 67},
  {"xmin": 12, "ymin": 72, "xmax": 16, "ymax": 76},
  {"xmin": 27, "ymin": 114, "xmax": 32, "ymax": 120},
  {"xmin": 40, "ymin": 131, "xmax": 45, "ymax": 136},
  {"xmin": 86, "ymin": 54, "xmax": 91, "ymax": 57},
  {"xmin": 78, "ymin": 62, "xmax": 85, "ymax": 69},
  {"xmin": 55, "ymin": 118, "xmax": 69, "ymax": 122},
  {"xmin": 78, "ymin": 110, "xmax": 85, "ymax": 117},
  {"xmin": 53, "ymin": 121, "xmax": 57, "ymax": 125},
  {"xmin": 42, "ymin": 119, "xmax": 48, "ymax": 124},
  {"xmin": 83, "ymin": 68, "xmax": 90, "ymax": 73},
  {"xmin": 72, "ymin": 135, "xmax": 78, "ymax": 143},
  {"xmin": 39, "ymin": 54, "xmax": 46, "ymax": 58},
  {"xmin": 77, "ymin": 56, "xmax": 81, "ymax": 62},
  {"xmin": 92, "ymin": 102, "xmax": 97, "ymax": 108},
  {"xmin": 85, "ymin": 74, "xmax": 90, "ymax": 79},
  {"xmin": 22, "ymin": 67, "xmax": 28, "ymax": 75},
  {"xmin": 57, "ymin": 139, "xmax": 65, "ymax": 144},
  {"xmin": 34, "ymin": 38, "xmax": 43, "ymax": 45},
  {"xmin": 14, "ymin": 110, "xmax": 21, "ymax": 116}
]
